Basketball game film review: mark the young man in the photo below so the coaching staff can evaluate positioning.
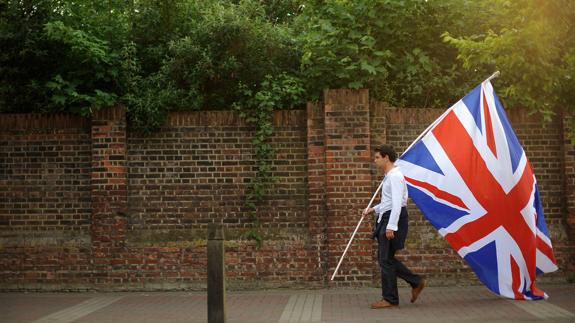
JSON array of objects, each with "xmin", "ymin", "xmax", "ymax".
[{"xmin": 363, "ymin": 144, "xmax": 425, "ymax": 309}]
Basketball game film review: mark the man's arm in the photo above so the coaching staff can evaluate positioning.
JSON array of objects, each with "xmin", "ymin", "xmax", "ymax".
[
  {"xmin": 386, "ymin": 173, "xmax": 404, "ymax": 232},
  {"xmin": 363, "ymin": 179, "xmax": 384, "ymax": 219}
]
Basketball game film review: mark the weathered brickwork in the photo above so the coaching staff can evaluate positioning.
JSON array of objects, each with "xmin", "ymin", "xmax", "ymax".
[
  {"xmin": 0, "ymin": 114, "xmax": 92, "ymax": 289},
  {"xmin": 127, "ymin": 111, "xmax": 307, "ymax": 231},
  {"xmin": 561, "ymin": 112, "xmax": 575, "ymax": 274},
  {"xmin": 0, "ymin": 90, "xmax": 573, "ymax": 290},
  {"xmin": 0, "ymin": 115, "xmax": 91, "ymax": 232},
  {"xmin": 90, "ymin": 106, "xmax": 129, "ymax": 287},
  {"xmin": 122, "ymin": 110, "xmax": 318, "ymax": 289},
  {"xmin": 306, "ymin": 102, "xmax": 329, "ymax": 283},
  {"xmin": 323, "ymin": 89, "xmax": 373, "ymax": 286}
]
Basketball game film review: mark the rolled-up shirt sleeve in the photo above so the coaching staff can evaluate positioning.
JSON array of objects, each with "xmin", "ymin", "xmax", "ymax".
[{"xmin": 386, "ymin": 174, "xmax": 404, "ymax": 231}]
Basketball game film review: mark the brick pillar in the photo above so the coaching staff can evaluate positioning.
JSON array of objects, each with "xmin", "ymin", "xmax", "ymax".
[
  {"xmin": 90, "ymin": 106, "xmax": 128, "ymax": 283},
  {"xmin": 562, "ymin": 112, "xmax": 575, "ymax": 245},
  {"xmin": 323, "ymin": 89, "xmax": 373, "ymax": 285},
  {"xmin": 307, "ymin": 102, "xmax": 327, "ymax": 282}
]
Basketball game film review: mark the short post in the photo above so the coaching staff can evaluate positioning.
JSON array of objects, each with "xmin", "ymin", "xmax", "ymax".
[{"xmin": 208, "ymin": 223, "xmax": 226, "ymax": 323}]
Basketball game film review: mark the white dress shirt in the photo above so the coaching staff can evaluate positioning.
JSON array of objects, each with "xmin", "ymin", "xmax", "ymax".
[{"xmin": 372, "ymin": 167, "xmax": 408, "ymax": 231}]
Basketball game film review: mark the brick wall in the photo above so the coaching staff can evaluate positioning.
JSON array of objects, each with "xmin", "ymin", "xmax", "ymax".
[
  {"xmin": 127, "ymin": 111, "xmax": 307, "ymax": 230},
  {"xmin": 0, "ymin": 114, "xmax": 92, "ymax": 289},
  {"xmin": 123, "ymin": 110, "xmax": 317, "ymax": 289},
  {"xmin": 323, "ymin": 89, "xmax": 373, "ymax": 285},
  {"xmin": 306, "ymin": 102, "xmax": 329, "ymax": 284},
  {"xmin": 0, "ymin": 90, "xmax": 573, "ymax": 290},
  {"xmin": 561, "ymin": 112, "xmax": 575, "ymax": 274},
  {"xmin": 90, "ymin": 106, "xmax": 129, "ymax": 287}
]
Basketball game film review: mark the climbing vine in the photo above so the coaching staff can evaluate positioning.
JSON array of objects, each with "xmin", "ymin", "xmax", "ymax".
[{"xmin": 234, "ymin": 73, "xmax": 305, "ymax": 247}]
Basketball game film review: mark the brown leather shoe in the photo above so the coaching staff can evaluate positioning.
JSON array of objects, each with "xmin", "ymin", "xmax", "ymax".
[
  {"xmin": 370, "ymin": 299, "xmax": 397, "ymax": 309},
  {"xmin": 411, "ymin": 279, "xmax": 426, "ymax": 303}
]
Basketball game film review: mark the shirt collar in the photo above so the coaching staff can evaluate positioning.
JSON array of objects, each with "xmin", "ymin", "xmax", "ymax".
[{"xmin": 385, "ymin": 166, "xmax": 399, "ymax": 176}]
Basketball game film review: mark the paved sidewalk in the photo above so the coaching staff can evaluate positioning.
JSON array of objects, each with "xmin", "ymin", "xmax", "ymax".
[{"xmin": 1, "ymin": 284, "xmax": 574, "ymax": 323}]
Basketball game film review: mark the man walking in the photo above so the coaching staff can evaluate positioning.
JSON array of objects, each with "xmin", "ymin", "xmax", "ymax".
[{"xmin": 363, "ymin": 144, "xmax": 425, "ymax": 309}]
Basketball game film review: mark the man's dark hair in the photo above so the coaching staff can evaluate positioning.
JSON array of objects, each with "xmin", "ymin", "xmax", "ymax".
[{"xmin": 375, "ymin": 144, "xmax": 397, "ymax": 162}]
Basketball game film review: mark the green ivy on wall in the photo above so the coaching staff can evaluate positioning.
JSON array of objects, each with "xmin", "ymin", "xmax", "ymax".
[{"xmin": 234, "ymin": 73, "xmax": 305, "ymax": 247}]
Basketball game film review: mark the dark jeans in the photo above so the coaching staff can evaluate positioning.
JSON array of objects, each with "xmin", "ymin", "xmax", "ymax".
[{"xmin": 376, "ymin": 212, "xmax": 421, "ymax": 305}]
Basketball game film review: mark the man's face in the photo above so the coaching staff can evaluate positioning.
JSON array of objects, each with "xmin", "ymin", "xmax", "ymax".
[{"xmin": 374, "ymin": 152, "xmax": 387, "ymax": 171}]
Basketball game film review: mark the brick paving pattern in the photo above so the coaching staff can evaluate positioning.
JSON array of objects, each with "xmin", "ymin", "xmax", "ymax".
[{"xmin": 0, "ymin": 284, "xmax": 573, "ymax": 323}]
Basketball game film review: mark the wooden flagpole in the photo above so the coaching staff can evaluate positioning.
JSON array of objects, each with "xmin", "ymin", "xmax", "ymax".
[
  {"xmin": 331, "ymin": 71, "xmax": 501, "ymax": 281},
  {"xmin": 330, "ymin": 179, "xmax": 384, "ymax": 281},
  {"xmin": 403, "ymin": 71, "xmax": 500, "ymax": 155}
]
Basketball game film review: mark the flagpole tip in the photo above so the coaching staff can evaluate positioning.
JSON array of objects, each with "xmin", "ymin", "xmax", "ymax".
[{"xmin": 486, "ymin": 71, "xmax": 500, "ymax": 82}]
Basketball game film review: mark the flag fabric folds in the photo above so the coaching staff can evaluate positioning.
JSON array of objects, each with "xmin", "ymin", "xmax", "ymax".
[{"xmin": 397, "ymin": 80, "xmax": 558, "ymax": 300}]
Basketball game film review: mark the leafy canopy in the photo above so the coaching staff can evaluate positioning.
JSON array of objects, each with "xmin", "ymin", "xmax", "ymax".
[{"xmin": 0, "ymin": 0, "xmax": 573, "ymax": 138}]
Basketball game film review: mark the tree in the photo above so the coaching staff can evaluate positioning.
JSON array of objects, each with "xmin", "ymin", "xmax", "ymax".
[
  {"xmin": 1, "ymin": 0, "xmax": 572, "ymax": 140},
  {"xmin": 0, "ymin": 0, "xmax": 129, "ymax": 115},
  {"xmin": 125, "ymin": 0, "xmax": 304, "ymax": 132},
  {"xmin": 294, "ymin": 0, "xmax": 464, "ymax": 108},
  {"xmin": 442, "ymin": 0, "xmax": 575, "ymax": 139}
]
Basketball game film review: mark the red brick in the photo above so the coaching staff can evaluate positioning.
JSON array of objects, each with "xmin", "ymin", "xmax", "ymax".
[{"xmin": 0, "ymin": 99, "xmax": 572, "ymax": 290}]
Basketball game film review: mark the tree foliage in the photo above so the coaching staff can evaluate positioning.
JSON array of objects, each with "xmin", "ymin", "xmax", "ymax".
[
  {"xmin": 1, "ymin": 0, "xmax": 573, "ymax": 134},
  {"xmin": 443, "ymin": 0, "xmax": 575, "ymax": 127},
  {"xmin": 295, "ymin": 0, "xmax": 463, "ymax": 107},
  {"xmin": 0, "ymin": 0, "xmax": 131, "ymax": 115},
  {"xmin": 2, "ymin": 0, "xmax": 574, "ymax": 243}
]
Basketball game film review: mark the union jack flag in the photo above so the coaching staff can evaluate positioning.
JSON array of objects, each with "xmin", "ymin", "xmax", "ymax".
[{"xmin": 397, "ymin": 80, "xmax": 558, "ymax": 300}]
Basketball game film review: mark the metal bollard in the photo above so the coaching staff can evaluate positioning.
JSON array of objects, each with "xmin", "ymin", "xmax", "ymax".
[{"xmin": 208, "ymin": 223, "xmax": 226, "ymax": 323}]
